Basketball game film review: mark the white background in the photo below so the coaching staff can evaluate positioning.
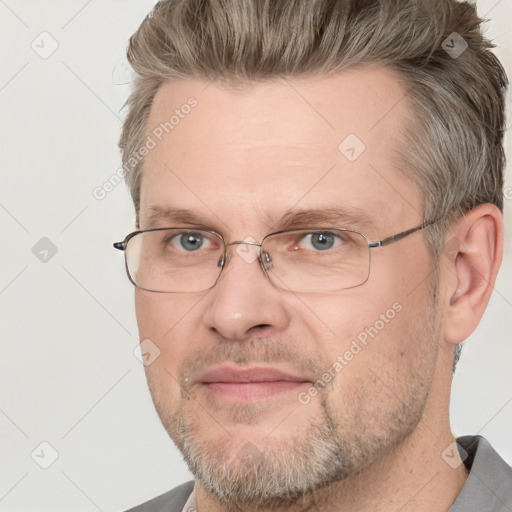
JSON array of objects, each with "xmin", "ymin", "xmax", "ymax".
[{"xmin": 0, "ymin": 1, "xmax": 511, "ymax": 511}]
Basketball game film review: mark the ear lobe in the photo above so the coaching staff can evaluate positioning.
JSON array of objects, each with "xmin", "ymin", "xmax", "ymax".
[{"xmin": 441, "ymin": 204, "xmax": 503, "ymax": 345}]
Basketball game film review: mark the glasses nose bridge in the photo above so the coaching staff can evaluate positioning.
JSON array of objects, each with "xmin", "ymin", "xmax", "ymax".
[
  {"xmin": 223, "ymin": 239, "xmax": 263, "ymax": 264},
  {"xmin": 225, "ymin": 239, "xmax": 262, "ymax": 249},
  {"xmin": 221, "ymin": 239, "xmax": 273, "ymax": 271}
]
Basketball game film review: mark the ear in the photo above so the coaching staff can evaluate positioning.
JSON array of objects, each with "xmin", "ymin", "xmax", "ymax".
[{"xmin": 441, "ymin": 204, "xmax": 503, "ymax": 345}]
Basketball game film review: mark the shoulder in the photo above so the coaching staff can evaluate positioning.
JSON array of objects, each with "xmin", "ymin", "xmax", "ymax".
[
  {"xmin": 124, "ymin": 480, "xmax": 195, "ymax": 512},
  {"xmin": 450, "ymin": 435, "xmax": 512, "ymax": 512}
]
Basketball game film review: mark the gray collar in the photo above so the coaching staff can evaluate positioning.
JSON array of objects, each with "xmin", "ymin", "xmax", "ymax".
[{"xmin": 449, "ymin": 435, "xmax": 512, "ymax": 511}]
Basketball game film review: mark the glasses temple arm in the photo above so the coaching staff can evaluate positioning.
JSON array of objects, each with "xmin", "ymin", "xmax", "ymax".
[{"xmin": 369, "ymin": 219, "xmax": 438, "ymax": 248}]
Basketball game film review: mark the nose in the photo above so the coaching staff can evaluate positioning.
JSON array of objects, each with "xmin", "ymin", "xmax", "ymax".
[{"xmin": 202, "ymin": 240, "xmax": 291, "ymax": 341}]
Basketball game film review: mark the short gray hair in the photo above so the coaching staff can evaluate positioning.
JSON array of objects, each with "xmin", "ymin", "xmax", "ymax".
[
  {"xmin": 119, "ymin": 0, "xmax": 508, "ymax": 372},
  {"xmin": 119, "ymin": 0, "xmax": 507, "ymax": 254}
]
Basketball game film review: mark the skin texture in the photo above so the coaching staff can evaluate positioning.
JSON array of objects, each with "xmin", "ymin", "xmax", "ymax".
[{"xmin": 133, "ymin": 66, "xmax": 503, "ymax": 511}]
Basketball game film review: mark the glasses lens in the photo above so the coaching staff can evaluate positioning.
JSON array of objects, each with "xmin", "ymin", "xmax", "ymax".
[
  {"xmin": 125, "ymin": 229, "xmax": 224, "ymax": 292},
  {"xmin": 262, "ymin": 229, "xmax": 370, "ymax": 292}
]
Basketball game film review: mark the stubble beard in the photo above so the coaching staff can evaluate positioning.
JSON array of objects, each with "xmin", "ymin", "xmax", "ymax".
[{"xmin": 146, "ymin": 279, "xmax": 441, "ymax": 510}]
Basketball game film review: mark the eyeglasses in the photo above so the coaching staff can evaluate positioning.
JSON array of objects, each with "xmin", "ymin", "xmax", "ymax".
[{"xmin": 113, "ymin": 220, "xmax": 437, "ymax": 293}]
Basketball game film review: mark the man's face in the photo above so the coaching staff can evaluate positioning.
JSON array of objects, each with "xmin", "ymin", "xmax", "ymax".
[{"xmin": 135, "ymin": 67, "xmax": 442, "ymax": 506}]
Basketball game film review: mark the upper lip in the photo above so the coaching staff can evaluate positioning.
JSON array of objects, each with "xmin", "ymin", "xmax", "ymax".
[{"xmin": 198, "ymin": 366, "xmax": 311, "ymax": 384}]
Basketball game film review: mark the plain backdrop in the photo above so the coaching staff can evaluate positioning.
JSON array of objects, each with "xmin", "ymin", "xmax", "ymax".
[{"xmin": 0, "ymin": 1, "xmax": 511, "ymax": 511}]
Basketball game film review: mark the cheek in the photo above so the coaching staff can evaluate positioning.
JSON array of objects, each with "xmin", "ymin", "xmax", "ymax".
[
  {"xmin": 134, "ymin": 289, "xmax": 204, "ymax": 368},
  {"xmin": 316, "ymin": 297, "xmax": 436, "ymax": 428},
  {"xmin": 135, "ymin": 291, "xmax": 201, "ymax": 407},
  {"xmin": 300, "ymin": 287, "xmax": 399, "ymax": 351},
  {"xmin": 371, "ymin": 238, "xmax": 433, "ymax": 300},
  {"xmin": 136, "ymin": 289, "xmax": 196, "ymax": 337},
  {"xmin": 300, "ymin": 266, "xmax": 433, "ymax": 387},
  {"xmin": 135, "ymin": 289, "xmax": 167, "ymax": 338}
]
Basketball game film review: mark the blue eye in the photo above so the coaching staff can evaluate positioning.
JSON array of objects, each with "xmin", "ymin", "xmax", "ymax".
[
  {"xmin": 181, "ymin": 233, "xmax": 203, "ymax": 251},
  {"xmin": 169, "ymin": 232, "xmax": 210, "ymax": 251},
  {"xmin": 301, "ymin": 232, "xmax": 340, "ymax": 251}
]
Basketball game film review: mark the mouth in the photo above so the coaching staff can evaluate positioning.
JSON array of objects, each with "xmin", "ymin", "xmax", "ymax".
[{"xmin": 197, "ymin": 366, "xmax": 311, "ymax": 400}]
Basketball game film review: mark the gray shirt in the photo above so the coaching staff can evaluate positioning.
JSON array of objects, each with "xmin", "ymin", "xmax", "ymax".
[
  {"xmin": 125, "ymin": 435, "xmax": 512, "ymax": 512},
  {"xmin": 449, "ymin": 435, "xmax": 512, "ymax": 511}
]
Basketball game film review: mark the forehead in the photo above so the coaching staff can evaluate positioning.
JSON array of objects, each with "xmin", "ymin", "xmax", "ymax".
[{"xmin": 139, "ymin": 66, "xmax": 420, "ymax": 234}]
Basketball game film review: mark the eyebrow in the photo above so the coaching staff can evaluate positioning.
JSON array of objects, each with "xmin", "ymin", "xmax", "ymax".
[
  {"xmin": 273, "ymin": 207, "xmax": 376, "ymax": 232},
  {"xmin": 142, "ymin": 206, "xmax": 227, "ymax": 231},
  {"xmin": 141, "ymin": 205, "xmax": 377, "ymax": 233}
]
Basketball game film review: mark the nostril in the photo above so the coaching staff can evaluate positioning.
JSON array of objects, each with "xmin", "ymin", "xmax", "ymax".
[{"xmin": 254, "ymin": 324, "xmax": 271, "ymax": 330}]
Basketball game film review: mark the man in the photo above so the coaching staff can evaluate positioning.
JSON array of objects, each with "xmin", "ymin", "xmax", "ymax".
[{"xmin": 114, "ymin": 0, "xmax": 511, "ymax": 510}]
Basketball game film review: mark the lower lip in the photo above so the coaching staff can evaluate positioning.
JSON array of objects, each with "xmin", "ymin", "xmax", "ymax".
[{"xmin": 202, "ymin": 381, "xmax": 309, "ymax": 400}]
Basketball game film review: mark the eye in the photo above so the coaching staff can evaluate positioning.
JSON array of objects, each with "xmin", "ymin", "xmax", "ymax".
[
  {"xmin": 299, "ymin": 231, "xmax": 343, "ymax": 251},
  {"xmin": 168, "ymin": 231, "xmax": 212, "ymax": 252}
]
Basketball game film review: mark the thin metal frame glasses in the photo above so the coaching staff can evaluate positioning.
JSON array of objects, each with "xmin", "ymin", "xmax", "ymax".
[{"xmin": 113, "ymin": 219, "xmax": 437, "ymax": 294}]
